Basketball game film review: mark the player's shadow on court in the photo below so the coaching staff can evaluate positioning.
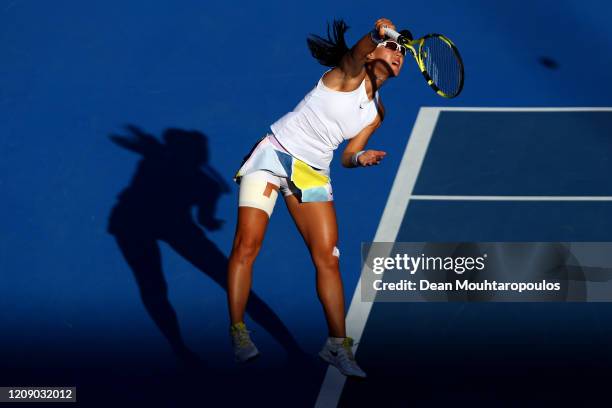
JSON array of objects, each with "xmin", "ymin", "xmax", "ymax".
[{"xmin": 107, "ymin": 125, "xmax": 302, "ymax": 368}]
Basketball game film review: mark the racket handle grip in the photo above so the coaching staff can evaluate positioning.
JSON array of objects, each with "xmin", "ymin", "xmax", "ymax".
[
  {"xmin": 383, "ymin": 26, "xmax": 412, "ymax": 46},
  {"xmin": 383, "ymin": 26, "xmax": 401, "ymax": 41}
]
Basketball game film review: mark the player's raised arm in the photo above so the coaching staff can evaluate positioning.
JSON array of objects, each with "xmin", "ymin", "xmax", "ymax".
[{"xmin": 339, "ymin": 18, "xmax": 397, "ymax": 78}]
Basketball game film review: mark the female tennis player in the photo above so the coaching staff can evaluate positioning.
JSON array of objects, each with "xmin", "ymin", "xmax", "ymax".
[{"xmin": 227, "ymin": 17, "xmax": 405, "ymax": 377}]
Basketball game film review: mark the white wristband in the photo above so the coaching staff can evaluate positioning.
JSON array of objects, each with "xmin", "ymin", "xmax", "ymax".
[{"xmin": 351, "ymin": 150, "xmax": 366, "ymax": 167}]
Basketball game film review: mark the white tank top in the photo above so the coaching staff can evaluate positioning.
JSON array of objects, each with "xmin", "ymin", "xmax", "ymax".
[{"xmin": 270, "ymin": 71, "xmax": 380, "ymax": 170}]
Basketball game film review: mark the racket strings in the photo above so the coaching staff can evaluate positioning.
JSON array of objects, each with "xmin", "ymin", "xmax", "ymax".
[{"xmin": 421, "ymin": 36, "xmax": 463, "ymax": 97}]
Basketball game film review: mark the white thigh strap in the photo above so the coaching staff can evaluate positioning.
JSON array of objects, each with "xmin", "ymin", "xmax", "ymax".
[{"xmin": 238, "ymin": 172, "xmax": 280, "ymax": 217}]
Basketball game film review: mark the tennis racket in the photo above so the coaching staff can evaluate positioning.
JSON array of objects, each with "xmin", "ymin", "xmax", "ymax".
[{"xmin": 384, "ymin": 27, "xmax": 464, "ymax": 98}]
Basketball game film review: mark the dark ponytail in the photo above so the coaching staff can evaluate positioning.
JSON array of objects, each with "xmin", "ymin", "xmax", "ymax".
[{"xmin": 306, "ymin": 19, "xmax": 350, "ymax": 67}]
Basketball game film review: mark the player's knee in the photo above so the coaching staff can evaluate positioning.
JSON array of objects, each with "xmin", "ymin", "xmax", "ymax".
[
  {"xmin": 313, "ymin": 245, "xmax": 340, "ymax": 272},
  {"xmin": 232, "ymin": 235, "xmax": 262, "ymax": 264}
]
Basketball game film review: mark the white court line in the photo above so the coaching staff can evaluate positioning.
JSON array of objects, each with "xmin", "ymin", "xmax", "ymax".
[
  {"xmin": 314, "ymin": 107, "xmax": 440, "ymax": 408},
  {"xmin": 411, "ymin": 195, "xmax": 612, "ymax": 201}
]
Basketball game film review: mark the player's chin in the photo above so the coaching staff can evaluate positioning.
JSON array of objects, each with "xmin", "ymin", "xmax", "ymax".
[{"xmin": 389, "ymin": 63, "xmax": 402, "ymax": 77}]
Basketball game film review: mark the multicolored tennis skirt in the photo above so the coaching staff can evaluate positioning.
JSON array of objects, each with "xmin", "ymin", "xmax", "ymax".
[{"xmin": 234, "ymin": 134, "xmax": 333, "ymax": 202}]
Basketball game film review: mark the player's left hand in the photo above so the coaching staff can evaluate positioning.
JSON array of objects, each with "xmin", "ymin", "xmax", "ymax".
[{"xmin": 359, "ymin": 150, "xmax": 387, "ymax": 166}]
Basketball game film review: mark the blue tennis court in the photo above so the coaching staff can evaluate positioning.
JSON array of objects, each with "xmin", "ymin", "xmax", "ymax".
[
  {"xmin": 317, "ymin": 108, "xmax": 612, "ymax": 406},
  {"xmin": 2, "ymin": 1, "xmax": 612, "ymax": 407}
]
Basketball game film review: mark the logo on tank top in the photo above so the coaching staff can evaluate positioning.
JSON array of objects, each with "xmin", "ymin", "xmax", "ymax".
[{"xmin": 359, "ymin": 98, "xmax": 373, "ymax": 109}]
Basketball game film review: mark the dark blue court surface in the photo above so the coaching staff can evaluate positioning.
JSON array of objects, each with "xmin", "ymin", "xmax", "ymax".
[
  {"xmin": 327, "ymin": 108, "xmax": 612, "ymax": 406},
  {"xmin": 414, "ymin": 111, "xmax": 612, "ymax": 196},
  {"xmin": 2, "ymin": 1, "xmax": 612, "ymax": 407}
]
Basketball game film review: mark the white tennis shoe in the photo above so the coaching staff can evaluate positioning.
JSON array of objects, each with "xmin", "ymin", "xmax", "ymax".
[
  {"xmin": 230, "ymin": 322, "xmax": 259, "ymax": 363},
  {"xmin": 319, "ymin": 337, "xmax": 367, "ymax": 378}
]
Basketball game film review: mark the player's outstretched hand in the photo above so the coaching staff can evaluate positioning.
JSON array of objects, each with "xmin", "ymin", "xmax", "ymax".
[{"xmin": 359, "ymin": 150, "xmax": 387, "ymax": 166}]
